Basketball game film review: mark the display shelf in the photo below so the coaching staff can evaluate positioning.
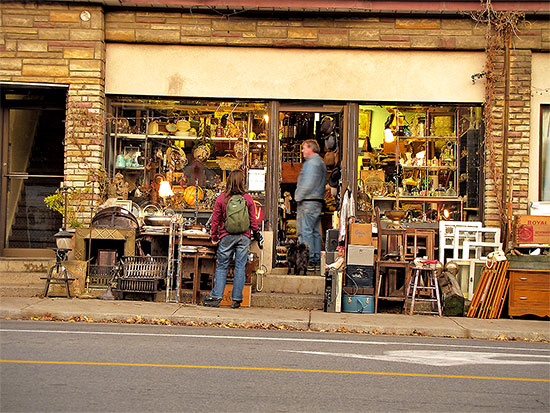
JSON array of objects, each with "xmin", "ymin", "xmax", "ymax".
[
  {"xmin": 397, "ymin": 136, "xmax": 458, "ymax": 141},
  {"xmin": 111, "ymin": 133, "xmax": 248, "ymax": 142},
  {"xmin": 115, "ymin": 166, "xmax": 145, "ymax": 171},
  {"xmin": 373, "ymin": 196, "xmax": 461, "ymax": 202},
  {"xmin": 402, "ymin": 166, "xmax": 457, "ymax": 170},
  {"xmin": 107, "ymin": 98, "xmax": 270, "ymax": 202}
]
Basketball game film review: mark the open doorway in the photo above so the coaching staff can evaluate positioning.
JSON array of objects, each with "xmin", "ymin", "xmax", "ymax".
[
  {"xmin": 0, "ymin": 85, "xmax": 66, "ymax": 257},
  {"xmin": 275, "ymin": 104, "xmax": 344, "ymax": 270}
]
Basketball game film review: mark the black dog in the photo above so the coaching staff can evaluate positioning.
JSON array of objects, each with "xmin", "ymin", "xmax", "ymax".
[{"xmin": 287, "ymin": 239, "xmax": 310, "ymax": 275}]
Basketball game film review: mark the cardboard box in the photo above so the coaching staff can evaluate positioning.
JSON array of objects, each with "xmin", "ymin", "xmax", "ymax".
[
  {"xmin": 515, "ymin": 215, "xmax": 550, "ymax": 246},
  {"xmin": 281, "ymin": 163, "xmax": 302, "ymax": 183},
  {"xmin": 220, "ymin": 283, "xmax": 251, "ymax": 307},
  {"xmin": 348, "ymin": 223, "xmax": 373, "ymax": 246}
]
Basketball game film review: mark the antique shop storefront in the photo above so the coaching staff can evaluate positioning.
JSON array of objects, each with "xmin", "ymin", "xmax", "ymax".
[{"xmin": 105, "ymin": 44, "xmax": 487, "ymax": 268}]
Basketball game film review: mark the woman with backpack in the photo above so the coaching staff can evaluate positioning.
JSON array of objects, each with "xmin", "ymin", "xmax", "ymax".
[{"xmin": 204, "ymin": 170, "xmax": 260, "ymax": 308}]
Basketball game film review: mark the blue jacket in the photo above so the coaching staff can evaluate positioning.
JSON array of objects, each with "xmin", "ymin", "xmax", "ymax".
[{"xmin": 295, "ymin": 153, "xmax": 327, "ymax": 203}]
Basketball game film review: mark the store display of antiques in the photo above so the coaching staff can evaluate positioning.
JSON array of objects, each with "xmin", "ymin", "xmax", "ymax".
[
  {"xmin": 356, "ymin": 104, "xmax": 482, "ymax": 223},
  {"xmin": 109, "ymin": 100, "xmax": 269, "ymax": 216}
]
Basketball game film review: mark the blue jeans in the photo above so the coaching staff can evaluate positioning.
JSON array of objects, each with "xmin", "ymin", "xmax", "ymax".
[
  {"xmin": 211, "ymin": 234, "xmax": 251, "ymax": 301},
  {"xmin": 297, "ymin": 201, "xmax": 322, "ymax": 266}
]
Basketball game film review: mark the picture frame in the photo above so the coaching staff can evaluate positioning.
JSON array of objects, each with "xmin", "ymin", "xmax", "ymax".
[
  {"xmin": 114, "ymin": 199, "xmax": 132, "ymax": 212},
  {"xmin": 359, "ymin": 109, "xmax": 373, "ymax": 152},
  {"xmin": 123, "ymin": 146, "xmax": 140, "ymax": 158},
  {"xmin": 428, "ymin": 112, "xmax": 455, "ymax": 137}
]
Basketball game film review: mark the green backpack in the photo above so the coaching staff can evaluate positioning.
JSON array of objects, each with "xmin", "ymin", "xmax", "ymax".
[{"xmin": 225, "ymin": 194, "xmax": 250, "ymax": 234}]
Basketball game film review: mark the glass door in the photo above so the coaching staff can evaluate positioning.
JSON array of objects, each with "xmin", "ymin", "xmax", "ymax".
[{"xmin": 0, "ymin": 87, "xmax": 66, "ymax": 256}]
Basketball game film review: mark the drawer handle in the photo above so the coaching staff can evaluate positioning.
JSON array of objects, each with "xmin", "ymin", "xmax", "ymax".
[
  {"xmin": 519, "ymin": 296, "xmax": 528, "ymax": 300},
  {"xmin": 519, "ymin": 277, "xmax": 528, "ymax": 281}
]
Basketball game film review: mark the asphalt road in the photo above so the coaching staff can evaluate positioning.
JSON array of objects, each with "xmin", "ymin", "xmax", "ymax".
[{"xmin": 1, "ymin": 320, "xmax": 549, "ymax": 412}]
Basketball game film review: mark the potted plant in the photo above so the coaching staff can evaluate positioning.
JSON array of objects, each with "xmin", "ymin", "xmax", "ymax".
[{"xmin": 44, "ymin": 186, "xmax": 91, "ymax": 230}]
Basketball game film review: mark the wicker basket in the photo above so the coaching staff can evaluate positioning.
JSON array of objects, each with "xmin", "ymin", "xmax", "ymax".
[{"xmin": 216, "ymin": 155, "xmax": 242, "ymax": 171}]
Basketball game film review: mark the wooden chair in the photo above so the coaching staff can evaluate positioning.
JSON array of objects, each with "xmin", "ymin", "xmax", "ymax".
[{"xmin": 374, "ymin": 207, "xmax": 410, "ymax": 313}]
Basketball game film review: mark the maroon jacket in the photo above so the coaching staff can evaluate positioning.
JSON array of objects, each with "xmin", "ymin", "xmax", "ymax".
[{"xmin": 210, "ymin": 192, "xmax": 258, "ymax": 242}]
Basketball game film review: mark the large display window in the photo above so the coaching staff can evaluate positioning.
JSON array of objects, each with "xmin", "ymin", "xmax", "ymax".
[
  {"xmin": 356, "ymin": 104, "xmax": 483, "ymax": 223},
  {"xmin": 106, "ymin": 97, "xmax": 269, "ymax": 218}
]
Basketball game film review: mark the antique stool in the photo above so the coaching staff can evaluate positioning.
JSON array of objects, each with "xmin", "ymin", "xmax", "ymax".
[{"xmin": 404, "ymin": 265, "xmax": 442, "ymax": 316}]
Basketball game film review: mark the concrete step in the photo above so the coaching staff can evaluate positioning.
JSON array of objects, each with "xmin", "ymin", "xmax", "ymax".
[
  {"xmin": 0, "ymin": 272, "xmax": 46, "ymax": 286},
  {"xmin": 251, "ymin": 292, "xmax": 323, "ymax": 310},
  {"xmin": 261, "ymin": 274, "xmax": 324, "ymax": 295},
  {"xmin": 270, "ymin": 267, "xmax": 291, "ymax": 275},
  {"xmin": 0, "ymin": 285, "xmax": 43, "ymax": 297},
  {"xmin": 0, "ymin": 258, "xmax": 52, "ymax": 273}
]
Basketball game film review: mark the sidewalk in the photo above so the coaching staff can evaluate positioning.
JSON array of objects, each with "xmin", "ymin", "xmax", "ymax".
[{"xmin": 0, "ymin": 296, "xmax": 548, "ymax": 341}]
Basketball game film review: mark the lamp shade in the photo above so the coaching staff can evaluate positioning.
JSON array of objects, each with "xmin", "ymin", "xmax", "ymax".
[
  {"xmin": 384, "ymin": 128, "xmax": 395, "ymax": 143},
  {"xmin": 158, "ymin": 180, "xmax": 174, "ymax": 198},
  {"xmin": 54, "ymin": 229, "xmax": 73, "ymax": 250}
]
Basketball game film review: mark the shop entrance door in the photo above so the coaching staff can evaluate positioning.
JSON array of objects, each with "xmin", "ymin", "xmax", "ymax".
[
  {"xmin": 275, "ymin": 103, "xmax": 345, "ymax": 268},
  {"xmin": 0, "ymin": 86, "xmax": 66, "ymax": 257}
]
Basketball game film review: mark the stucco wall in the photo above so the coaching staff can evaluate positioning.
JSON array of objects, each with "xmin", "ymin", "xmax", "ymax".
[{"xmin": 106, "ymin": 44, "xmax": 485, "ymax": 103}]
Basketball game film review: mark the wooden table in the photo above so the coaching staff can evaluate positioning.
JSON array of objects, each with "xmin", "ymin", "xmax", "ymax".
[{"xmin": 180, "ymin": 251, "xmax": 216, "ymax": 304}]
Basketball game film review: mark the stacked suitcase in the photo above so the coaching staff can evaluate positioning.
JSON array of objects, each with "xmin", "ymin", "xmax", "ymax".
[{"xmin": 342, "ymin": 245, "xmax": 375, "ymax": 313}]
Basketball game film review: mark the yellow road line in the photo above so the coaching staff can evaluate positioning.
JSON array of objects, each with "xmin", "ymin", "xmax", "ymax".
[{"xmin": 1, "ymin": 359, "xmax": 548, "ymax": 382}]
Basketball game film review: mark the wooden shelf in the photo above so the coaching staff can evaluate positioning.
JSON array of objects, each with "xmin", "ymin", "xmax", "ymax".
[
  {"xmin": 111, "ymin": 133, "xmax": 249, "ymax": 142},
  {"xmin": 373, "ymin": 196, "xmax": 461, "ymax": 202},
  {"xmin": 115, "ymin": 166, "xmax": 145, "ymax": 171}
]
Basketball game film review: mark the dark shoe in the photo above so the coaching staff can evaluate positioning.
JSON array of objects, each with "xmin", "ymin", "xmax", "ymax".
[
  {"xmin": 203, "ymin": 297, "xmax": 221, "ymax": 307},
  {"xmin": 231, "ymin": 300, "xmax": 241, "ymax": 309}
]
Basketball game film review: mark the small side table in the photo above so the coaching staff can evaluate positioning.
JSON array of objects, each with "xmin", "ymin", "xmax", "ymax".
[
  {"xmin": 180, "ymin": 252, "xmax": 216, "ymax": 304},
  {"xmin": 42, "ymin": 248, "xmax": 75, "ymax": 298}
]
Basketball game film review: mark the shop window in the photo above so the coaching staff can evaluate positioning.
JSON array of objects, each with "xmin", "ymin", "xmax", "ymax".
[
  {"xmin": 541, "ymin": 105, "xmax": 550, "ymax": 201},
  {"xmin": 356, "ymin": 104, "xmax": 483, "ymax": 223},
  {"xmin": 106, "ymin": 97, "xmax": 268, "ymax": 220}
]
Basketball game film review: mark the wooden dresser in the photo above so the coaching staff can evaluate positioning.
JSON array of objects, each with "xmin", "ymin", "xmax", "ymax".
[{"xmin": 508, "ymin": 257, "xmax": 550, "ymax": 317}]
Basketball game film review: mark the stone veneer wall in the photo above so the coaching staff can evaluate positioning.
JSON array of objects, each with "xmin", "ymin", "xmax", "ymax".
[
  {"xmin": 484, "ymin": 49, "xmax": 533, "ymax": 228},
  {"xmin": 2, "ymin": 4, "xmax": 549, "ymax": 226},
  {"xmin": 0, "ymin": 1, "xmax": 105, "ymax": 219}
]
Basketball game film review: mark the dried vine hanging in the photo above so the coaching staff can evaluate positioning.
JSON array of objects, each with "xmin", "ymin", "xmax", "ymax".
[
  {"xmin": 64, "ymin": 98, "xmax": 107, "ymax": 217},
  {"xmin": 470, "ymin": 0, "xmax": 524, "ymax": 226}
]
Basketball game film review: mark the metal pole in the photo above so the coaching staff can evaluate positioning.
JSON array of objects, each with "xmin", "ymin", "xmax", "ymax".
[{"xmin": 62, "ymin": 182, "xmax": 68, "ymax": 231}]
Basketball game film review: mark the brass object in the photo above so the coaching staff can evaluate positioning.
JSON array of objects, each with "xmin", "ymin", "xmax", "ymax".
[{"xmin": 385, "ymin": 210, "xmax": 407, "ymax": 228}]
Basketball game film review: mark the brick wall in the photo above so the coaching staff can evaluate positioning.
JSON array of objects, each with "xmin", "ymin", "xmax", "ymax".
[
  {"xmin": 0, "ymin": 2, "xmax": 105, "ymax": 221},
  {"xmin": 104, "ymin": 11, "xmax": 549, "ymax": 51},
  {"xmin": 484, "ymin": 49, "xmax": 532, "ymax": 227}
]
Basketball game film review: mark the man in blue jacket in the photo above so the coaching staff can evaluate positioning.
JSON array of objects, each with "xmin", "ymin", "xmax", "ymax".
[{"xmin": 295, "ymin": 139, "xmax": 327, "ymax": 273}]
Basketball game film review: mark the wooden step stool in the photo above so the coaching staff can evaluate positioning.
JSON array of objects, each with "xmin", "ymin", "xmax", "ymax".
[{"xmin": 404, "ymin": 265, "xmax": 442, "ymax": 316}]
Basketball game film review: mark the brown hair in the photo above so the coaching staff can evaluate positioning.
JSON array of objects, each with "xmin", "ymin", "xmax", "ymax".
[
  {"xmin": 303, "ymin": 139, "xmax": 320, "ymax": 154},
  {"xmin": 224, "ymin": 169, "xmax": 246, "ymax": 197}
]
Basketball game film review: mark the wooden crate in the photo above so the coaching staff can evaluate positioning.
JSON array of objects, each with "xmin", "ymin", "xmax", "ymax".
[{"xmin": 220, "ymin": 284, "xmax": 252, "ymax": 307}]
